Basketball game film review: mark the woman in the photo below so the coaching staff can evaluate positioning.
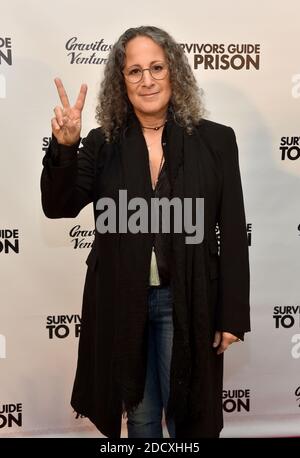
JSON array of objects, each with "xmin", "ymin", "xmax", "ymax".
[{"xmin": 41, "ymin": 25, "xmax": 250, "ymax": 438}]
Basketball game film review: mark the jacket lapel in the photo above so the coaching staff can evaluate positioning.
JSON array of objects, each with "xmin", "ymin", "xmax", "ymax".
[{"xmin": 119, "ymin": 113, "xmax": 153, "ymax": 202}]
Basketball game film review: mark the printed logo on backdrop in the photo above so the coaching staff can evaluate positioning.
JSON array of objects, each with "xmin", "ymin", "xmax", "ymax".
[
  {"xmin": 215, "ymin": 223, "xmax": 252, "ymax": 250},
  {"xmin": 65, "ymin": 37, "xmax": 112, "ymax": 65},
  {"xmin": 280, "ymin": 137, "xmax": 300, "ymax": 161},
  {"xmin": 46, "ymin": 315, "xmax": 81, "ymax": 339},
  {"xmin": 273, "ymin": 305, "xmax": 300, "ymax": 329},
  {"xmin": 42, "ymin": 137, "xmax": 52, "ymax": 153},
  {"xmin": 0, "ymin": 37, "xmax": 12, "ymax": 99},
  {"xmin": 273, "ymin": 306, "xmax": 300, "ymax": 359},
  {"xmin": 292, "ymin": 73, "xmax": 300, "ymax": 98},
  {"xmin": 295, "ymin": 386, "xmax": 300, "ymax": 406},
  {"xmin": 0, "ymin": 229, "xmax": 19, "ymax": 254},
  {"xmin": 223, "ymin": 389, "xmax": 250, "ymax": 413},
  {"xmin": 0, "ymin": 334, "xmax": 6, "ymax": 359},
  {"xmin": 0, "ymin": 403, "xmax": 22, "ymax": 429},
  {"xmin": 247, "ymin": 223, "xmax": 252, "ymax": 246},
  {"xmin": 70, "ymin": 225, "xmax": 95, "ymax": 249},
  {"xmin": 42, "ymin": 137, "xmax": 83, "ymax": 153},
  {"xmin": 291, "ymin": 334, "xmax": 300, "ymax": 359},
  {"xmin": 0, "ymin": 38, "xmax": 12, "ymax": 65},
  {"xmin": 180, "ymin": 43, "xmax": 260, "ymax": 70},
  {"xmin": 214, "ymin": 224, "xmax": 220, "ymax": 253}
]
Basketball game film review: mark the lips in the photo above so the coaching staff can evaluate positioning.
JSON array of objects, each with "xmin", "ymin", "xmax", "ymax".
[{"xmin": 140, "ymin": 92, "xmax": 159, "ymax": 97}]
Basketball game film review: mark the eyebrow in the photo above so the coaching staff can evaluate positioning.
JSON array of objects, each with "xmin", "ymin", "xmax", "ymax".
[{"xmin": 126, "ymin": 60, "xmax": 164, "ymax": 69}]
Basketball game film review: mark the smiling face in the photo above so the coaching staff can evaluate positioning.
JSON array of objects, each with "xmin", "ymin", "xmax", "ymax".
[{"xmin": 123, "ymin": 36, "xmax": 172, "ymax": 120}]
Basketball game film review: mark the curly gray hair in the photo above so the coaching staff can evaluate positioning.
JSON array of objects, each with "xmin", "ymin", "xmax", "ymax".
[{"xmin": 95, "ymin": 25, "xmax": 205, "ymax": 142}]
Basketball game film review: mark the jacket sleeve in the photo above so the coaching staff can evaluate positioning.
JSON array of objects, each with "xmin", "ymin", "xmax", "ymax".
[
  {"xmin": 216, "ymin": 127, "xmax": 250, "ymax": 335},
  {"xmin": 40, "ymin": 128, "xmax": 105, "ymax": 218}
]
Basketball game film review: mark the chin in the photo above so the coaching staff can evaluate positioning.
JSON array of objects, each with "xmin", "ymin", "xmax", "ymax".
[{"xmin": 138, "ymin": 102, "xmax": 168, "ymax": 116}]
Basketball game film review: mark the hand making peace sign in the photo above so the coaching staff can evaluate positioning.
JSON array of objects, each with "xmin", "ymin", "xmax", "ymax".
[{"xmin": 52, "ymin": 78, "xmax": 88, "ymax": 146}]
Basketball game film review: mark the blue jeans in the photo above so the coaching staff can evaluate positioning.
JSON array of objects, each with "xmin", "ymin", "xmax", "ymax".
[{"xmin": 127, "ymin": 285, "xmax": 176, "ymax": 438}]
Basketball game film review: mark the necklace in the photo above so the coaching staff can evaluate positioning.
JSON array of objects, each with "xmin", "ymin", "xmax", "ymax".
[{"xmin": 141, "ymin": 121, "xmax": 166, "ymax": 131}]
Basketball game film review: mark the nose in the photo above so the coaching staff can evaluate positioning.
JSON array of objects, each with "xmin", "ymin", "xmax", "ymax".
[{"xmin": 141, "ymin": 69, "xmax": 155, "ymax": 87}]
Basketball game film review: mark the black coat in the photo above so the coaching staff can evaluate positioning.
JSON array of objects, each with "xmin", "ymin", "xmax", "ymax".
[{"xmin": 41, "ymin": 115, "xmax": 250, "ymax": 438}]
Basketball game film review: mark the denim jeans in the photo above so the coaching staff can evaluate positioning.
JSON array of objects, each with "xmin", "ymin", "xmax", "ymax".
[{"xmin": 126, "ymin": 285, "xmax": 176, "ymax": 438}]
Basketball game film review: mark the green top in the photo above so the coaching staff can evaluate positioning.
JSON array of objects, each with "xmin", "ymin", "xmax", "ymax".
[{"xmin": 149, "ymin": 246, "xmax": 160, "ymax": 286}]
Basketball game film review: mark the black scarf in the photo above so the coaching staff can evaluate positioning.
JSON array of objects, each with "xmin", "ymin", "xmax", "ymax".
[{"xmin": 113, "ymin": 111, "xmax": 213, "ymax": 428}]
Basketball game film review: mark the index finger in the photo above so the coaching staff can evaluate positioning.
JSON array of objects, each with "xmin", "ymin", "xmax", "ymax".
[
  {"xmin": 74, "ymin": 83, "xmax": 88, "ymax": 112},
  {"xmin": 54, "ymin": 77, "xmax": 70, "ymax": 108}
]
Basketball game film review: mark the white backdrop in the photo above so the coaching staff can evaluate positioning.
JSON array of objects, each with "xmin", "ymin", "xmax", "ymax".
[{"xmin": 0, "ymin": 0, "xmax": 300, "ymax": 438}]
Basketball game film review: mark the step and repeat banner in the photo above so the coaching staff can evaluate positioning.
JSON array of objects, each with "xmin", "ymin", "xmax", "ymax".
[{"xmin": 1, "ymin": 0, "xmax": 299, "ymax": 438}]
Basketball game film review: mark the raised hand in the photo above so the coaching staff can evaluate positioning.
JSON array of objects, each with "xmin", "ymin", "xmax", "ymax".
[{"xmin": 51, "ymin": 78, "xmax": 88, "ymax": 146}]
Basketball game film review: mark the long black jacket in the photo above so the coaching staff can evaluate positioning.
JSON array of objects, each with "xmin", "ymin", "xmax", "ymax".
[{"xmin": 40, "ymin": 114, "xmax": 250, "ymax": 438}]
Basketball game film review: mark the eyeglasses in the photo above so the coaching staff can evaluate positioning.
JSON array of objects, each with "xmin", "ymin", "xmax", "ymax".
[{"xmin": 123, "ymin": 62, "xmax": 168, "ymax": 84}]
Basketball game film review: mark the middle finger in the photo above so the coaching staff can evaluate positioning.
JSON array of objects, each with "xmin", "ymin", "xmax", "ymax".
[{"xmin": 54, "ymin": 106, "xmax": 64, "ymax": 126}]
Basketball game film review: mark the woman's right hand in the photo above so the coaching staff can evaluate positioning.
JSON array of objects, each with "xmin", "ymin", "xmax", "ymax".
[{"xmin": 51, "ymin": 78, "xmax": 88, "ymax": 146}]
